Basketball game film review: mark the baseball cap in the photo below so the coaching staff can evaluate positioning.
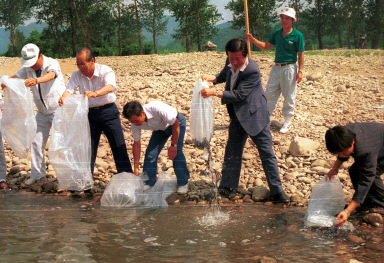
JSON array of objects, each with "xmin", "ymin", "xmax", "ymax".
[
  {"xmin": 278, "ymin": 7, "xmax": 296, "ymax": 22},
  {"xmin": 21, "ymin": 43, "xmax": 40, "ymax": 68}
]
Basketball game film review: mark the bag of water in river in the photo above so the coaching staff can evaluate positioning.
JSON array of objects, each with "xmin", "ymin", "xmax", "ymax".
[
  {"xmin": 101, "ymin": 172, "xmax": 144, "ymax": 207},
  {"xmin": 0, "ymin": 76, "xmax": 36, "ymax": 158},
  {"xmin": 305, "ymin": 176, "xmax": 354, "ymax": 231},
  {"xmin": 48, "ymin": 94, "xmax": 93, "ymax": 191},
  {"xmin": 101, "ymin": 170, "xmax": 177, "ymax": 208},
  {"xmin": 190, "ymin": 79, "xmax": 214, "ymax": 149}
]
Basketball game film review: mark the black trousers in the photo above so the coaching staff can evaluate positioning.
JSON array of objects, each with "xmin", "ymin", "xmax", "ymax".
[
  {"xmin": 88, "ymin": 103, "xmax": 132, "ymax": 174},
  {"xmin": 349, "ymin": 161, "xmax": 384, "ymax": 208}
]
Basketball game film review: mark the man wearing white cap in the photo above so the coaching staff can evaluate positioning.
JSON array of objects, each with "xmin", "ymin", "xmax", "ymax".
[
  {"xmin": 246, "ymin": 7, "xmax": 304, "ymax": 133},
  {"xmin": 1, "ymin": 43, "xmax": 66, "ymax": 186}
]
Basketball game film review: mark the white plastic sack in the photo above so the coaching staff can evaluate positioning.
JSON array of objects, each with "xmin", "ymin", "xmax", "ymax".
[
  {"xmin": 305, "ymin": 176, "xmax": 354, "ymax": 231},
  {"xmin": 101, "ymin": 170, "xmax": 177, "ymax": 208},
  {"xmin": 101, "ymin": 172, "xmax": 144, "ymax": 207},
  {"xmin": 48, "ymin": 95, "xmax": 93, "ymax": 191},
  {"xmin": 190, "ymin": 79, "xmax": 214, "ymax": 149},
  {"xmin": 0, "ymin": 75, "xmax": 36, "ymax": 158}
]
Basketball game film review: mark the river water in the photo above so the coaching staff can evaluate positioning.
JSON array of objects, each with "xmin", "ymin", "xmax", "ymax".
[{"xmin": 0, "ymin": 192, "xmax": 382, "ymax": 263}]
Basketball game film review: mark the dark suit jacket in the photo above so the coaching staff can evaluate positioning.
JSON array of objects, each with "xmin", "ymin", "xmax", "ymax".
[
  {"xmin": 215, "ymin": 58, "xmax": 269, "ymax": 137},
  {"xmin": 345, "ymin": 122, "xmax": 384, "ymax": 203}
]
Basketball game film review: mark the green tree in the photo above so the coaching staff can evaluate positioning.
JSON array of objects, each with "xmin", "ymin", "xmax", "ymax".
[
  {"xmin": 365, "ymin": 0, "xmax": 384, "ymax": 48},
  {"xmin": 0, "ymin": 0, "xmax": 36, "ymax": 56},
  {"xmin": 226, "ymin": 0, "xmax": 276, "ymax": 43},
  {"xmin": 140, "ymin": 0, "xmax": 168, "ymax": 54}
]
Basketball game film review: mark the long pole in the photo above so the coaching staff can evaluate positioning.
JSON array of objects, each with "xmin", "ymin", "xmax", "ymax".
[{"xmin": 243, "ymin": 0, "xmax": 251, "ymax": 58}]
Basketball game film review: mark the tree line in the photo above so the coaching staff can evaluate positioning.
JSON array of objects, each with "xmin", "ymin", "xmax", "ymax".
[{"xmin": 0, "ymin": 0, "xmax": 383, "ymax": 58}]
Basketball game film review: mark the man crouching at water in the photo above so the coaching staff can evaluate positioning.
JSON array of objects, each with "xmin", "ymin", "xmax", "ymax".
[
  {"xmin": 200, "ymin": 38, "xmax": 289, "ymax": 203},
  {"xmin": 326, "ymin": 122, "xmax": 384, "ymax": 227},
  {"xmin": 123, "ymin": 101, "xmax": 190, "ymax": 194}
]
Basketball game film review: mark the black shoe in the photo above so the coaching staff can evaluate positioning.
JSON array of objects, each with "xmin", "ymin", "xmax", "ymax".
[
  {"xmin": 270, "ymin": 191, "xmax": 290, "ymax": 203},
  {"xmin": 218, "ymin": 187, "xmax": 236, "ymax": 198}
]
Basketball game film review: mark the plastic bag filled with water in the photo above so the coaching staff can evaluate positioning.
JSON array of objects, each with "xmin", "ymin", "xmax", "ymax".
[
  {"xmin": 190, "ymin": 79, "xmax": 214, "ymax": 149},
  {"xmin": 48, "ymin": 95, "xmax": 93, "ymax": 191},
  {"xmin": 142, "ymin": 170, "xmax": 177, "ymax": 208},
  {"xmin": 305, "ymin": 176, "xmax": 354, "ymax": 231},
  {"xmin": 0, "ymin": 75, "xmax": 36, "ymax": 158},
  {"xmin": 101, "ymin": 170, "xmax": 177, "ymax": 208},
  {"xmin": 101, "ymin": 172, "xmax": 144, "ymax": 207}
]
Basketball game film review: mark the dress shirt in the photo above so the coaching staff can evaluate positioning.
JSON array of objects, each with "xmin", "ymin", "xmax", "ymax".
[
  {"xmin": 228, "ymin": 57, "xmax": 249, "ymax": 90},
  {"xmin": 131, "ymin": 101, "xmax": 178, "ymax": 141},
  {"xmin": 67, "ymin": 63, "xmax": 117, "ymax": 108}
]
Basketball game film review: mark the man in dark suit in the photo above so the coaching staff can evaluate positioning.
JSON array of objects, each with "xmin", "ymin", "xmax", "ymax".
[
  {"xmin": 326, "ymin": 122, "xmax": 384, "ymax": 226},
  {"xmin": 201, "ymin": 38, "xmax": 289, "ymax": 203}
]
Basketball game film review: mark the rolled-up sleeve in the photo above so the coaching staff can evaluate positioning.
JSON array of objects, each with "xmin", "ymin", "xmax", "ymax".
[
  {"xmin": 131, "ymin": 125, "xmax": 141, "ymax": 142},
  {"xmin": 66, "ymin": 72, "xmax": 79, "ymax": 94},
  {"xmin": 15, "ymin": 68, "xmax": 27, "ymax": 79}
]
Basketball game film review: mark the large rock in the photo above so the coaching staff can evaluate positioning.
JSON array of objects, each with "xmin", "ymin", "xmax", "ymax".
[
  {"xmin": 252, "ymin": 186, "xmax": 269, "ymax": 201},
  {"xmin": 289, "ymin": 137, "xmax": 320, "ymax": 156}
]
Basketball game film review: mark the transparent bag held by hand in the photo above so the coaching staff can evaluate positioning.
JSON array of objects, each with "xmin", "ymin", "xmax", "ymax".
[
  {"xmin": 0, "ymin": 75, "xmax": 36, "ymax": 158},
  {"xmin": 48, "ymin": 94, "xmax": 93, "ymax": 191},
  {"xmin": 190, "ymin": 79, "xmax": 214, "ymax": 149},
  {"xmin": 142, "ymin": 170, "xmax": 177, "ymax": 208},
  {"xmin": 305, "ymin": 176, "xmax": 354, "ymax": 231}
]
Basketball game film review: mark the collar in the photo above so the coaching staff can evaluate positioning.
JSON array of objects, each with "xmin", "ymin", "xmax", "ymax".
[{"xmin": 228, "ymin": 57, "xmax": 249, "ymax": 73}]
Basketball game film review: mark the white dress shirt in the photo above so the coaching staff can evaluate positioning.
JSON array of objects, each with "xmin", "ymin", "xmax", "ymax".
[
  {"xmin": 16, "ymin": 55, "xmax": 66, "ymax": 115},
  {"xmin": 229, "ymin": 57, "xmax": 249, "ymax": 90},
  {"xmin": 131, "ymin": 101, "xmax": 178, "ymax": 141},
  {"xmin": 66, "ymin": 63, "xmax": 117, "ymax": 108}
]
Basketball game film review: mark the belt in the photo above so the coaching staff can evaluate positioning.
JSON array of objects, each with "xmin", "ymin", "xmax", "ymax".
[
  {"xmin": 89, "ymin": 103, "xmax": 114, "ymax": 110},
  {"xmin": 275, "ymin": 62, "xmax": 296, "ymax": 67}
]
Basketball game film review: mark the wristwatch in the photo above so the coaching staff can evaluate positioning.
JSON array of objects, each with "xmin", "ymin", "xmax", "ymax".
[{"xmin": 215, "ymin": 89, "xmax": 220, "ymax": 97}]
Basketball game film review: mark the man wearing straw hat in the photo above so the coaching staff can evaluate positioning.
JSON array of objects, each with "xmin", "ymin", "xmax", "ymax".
[
  {"xmin": 246, "ymin": 7, "xmax": 304, "ymax": 133},
  {"xmin": 1, "ymin": 43, "xmax": 66, "ymax": 187}
]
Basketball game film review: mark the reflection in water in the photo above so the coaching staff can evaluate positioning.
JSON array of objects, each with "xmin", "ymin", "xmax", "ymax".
[{"xmin": 0, "ymin": 192, "xmax": 382, "ymax": 263}]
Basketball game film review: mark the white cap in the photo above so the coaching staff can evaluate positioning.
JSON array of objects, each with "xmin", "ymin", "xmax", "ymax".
[
  {"xmin": 278, "ymin": 7, "xmax": 296, "ymax": 22},
  {"xmin": 21, "ymin": 43, "xmax": 40, "ymax": 68}
]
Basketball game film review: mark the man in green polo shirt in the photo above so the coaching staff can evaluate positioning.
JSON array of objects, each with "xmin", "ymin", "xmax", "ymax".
[{"xmin": 246, "ymin": 7, "xmax": 304, "ymax": 133}]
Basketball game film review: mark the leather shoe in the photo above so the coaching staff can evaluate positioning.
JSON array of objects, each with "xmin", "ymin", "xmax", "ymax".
[
  {"xmin": 0, "ymin": 182, "xmax": 8, "ymax": 190},
  {"xmin": 218, "ymin": 187, "xmax": 236, "ymax": 198},
  {"xmin": 270, "ymin": 191, "xmax": 290, "ymax": 203}
]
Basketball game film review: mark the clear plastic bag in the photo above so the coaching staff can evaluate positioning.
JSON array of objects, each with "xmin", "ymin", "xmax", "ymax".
[
  {"xmin": 0, "ymin": 75, "xmax": 36, "ymax": 158},
  {"xmin": 305, "ymin": 176, "xmax": 354, "ymax": 231},
  {"xmin": 101, "ymin": 172, "xmax": 144, "ymax": 207},
  {"xmin": 101, "ymin": 170, "xmax": 177, "ymax": 208},
  {"xmin": 142, "ymin": 170, "xmax": 177, "ymax": 207},
  {"xmin": 190, "ymin": 79, "xmax": 214, "ymax": 149},
  {"xmin": 48, "ymin": 95, "xmax": 93, "ymax": 191}
]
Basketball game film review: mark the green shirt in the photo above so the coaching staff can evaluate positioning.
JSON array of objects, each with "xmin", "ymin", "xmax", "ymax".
[{"xmin": 267, "ymin": 26, "xmax": 304, "ymax": 63}]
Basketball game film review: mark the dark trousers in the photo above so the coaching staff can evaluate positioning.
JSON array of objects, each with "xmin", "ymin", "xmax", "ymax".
[
  {"xmin": 88, "ymin": 103, "xmax": 132, "ymax": 174},
  {"xmin": 143, "ymin": 113, "xmax": 190, "ymax": 186},
  {"xmin": 220, "ymin": 118, "xmax": 283, "ymax": 195},
  {"xmin": 349, "ymin": 162, "xmax": 384, "ymax": 208}
]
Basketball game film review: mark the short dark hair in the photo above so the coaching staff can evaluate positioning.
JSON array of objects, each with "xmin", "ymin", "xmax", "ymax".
[
  {"xmin": 78, "ymin": 47, "xmax": 95, "ymax": 62},
  {"xmin": 325, "ymin": 126, "xmax": 355, "ymax": 154},
  {"xmin": 123, "ymin": 101, "xmax": 143, "ymax": 119},
  {"xmin": 225, "ymin": 38, "xmax": 248, "ymax": 57}
]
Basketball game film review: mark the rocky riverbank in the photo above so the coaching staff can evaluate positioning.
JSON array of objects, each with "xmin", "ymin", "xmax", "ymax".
[{"xmin": 0, "ymin": 51, "xmax": 383, "ymax": 216}]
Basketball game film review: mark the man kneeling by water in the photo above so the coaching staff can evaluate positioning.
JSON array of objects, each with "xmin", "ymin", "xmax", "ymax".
[
  {"xmin": 326, "ymin": 122, "xmax": 384, "ymax": 227},
  {"xmin": 123, "ymin": 101, "xmax": 190, "ymax": 194}
]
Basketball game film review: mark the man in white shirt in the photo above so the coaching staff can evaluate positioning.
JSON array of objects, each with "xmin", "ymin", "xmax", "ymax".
[
  {"xmin": 59, "ymin": 48, "xmax": 132, "ymax": 179},
  {"xmin": 122, "ymin": 100, "xmax": 190, "ymax": 194},
  {"xmin": 1, "ymin": 43, "xmax": 66, "ymax": 186}
]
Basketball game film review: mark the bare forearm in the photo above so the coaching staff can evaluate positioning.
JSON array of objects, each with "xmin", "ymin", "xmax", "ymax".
[
  {"xmin": 133, "ymin": 141, "xmax": 141, "ymax": 170},
  {"xmin": 248, "ymin": 36, "xmax": 271, "ymax": 50},
  {"xmin": 37, "ymin": 71, "xmax": 56, "ymax": 84},
  {"xmin": 298, "ymin": 52, "xmax": 304, "ymax": 71},
  {"xmin": 95, "ymin": 84, "xmax": 114, "ymax": 96},
  {"xmin": 171, "ymin": 119, "xmax": 180, "ymax": 145}
]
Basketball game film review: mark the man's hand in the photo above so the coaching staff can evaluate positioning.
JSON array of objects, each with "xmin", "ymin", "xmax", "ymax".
[
  {"xmin": 335, "ymin": 210, "xmax": 349, "ymax": 227},
  {"xmin": 168, "ymin": 145, "xmax": 177, "ymax": 160},
  {"xmin": 245, "ymin": 33, "xmax": 253, "ymax": 41},
  {"xmin": 201, "ymin": 88, "xmax": 216, "ymax": 98},
  {"xmin": 201, "ymin": 75, "xmax": 216, "ymax": 83},
  {"xmin": 327, "ymin": 167, "xmax": 339, "ymax": 180},
  {"xmin": 24, "ymin": 78, "xmax": 38, "ymax": 87},
  {"xmin": 296, "ymin": 71, "xmax": 303, "ymax": 83},
  {"xmin": 1, "ymin": 83, "xmax": 6, "ymax": 90},
  {"xmin": 133, "ymin": 167, "xmax": 140, "ymax": 176},
  {"xmin": 84, "ymin": 90, "xmax": 97, "ymax": 99}
]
